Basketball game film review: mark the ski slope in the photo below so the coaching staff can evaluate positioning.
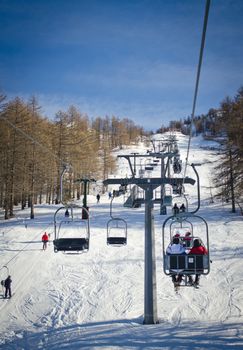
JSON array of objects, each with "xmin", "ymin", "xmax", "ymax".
[{"xmin": 0, "ymin": 132, "xmax": 243, "ymax": 350}]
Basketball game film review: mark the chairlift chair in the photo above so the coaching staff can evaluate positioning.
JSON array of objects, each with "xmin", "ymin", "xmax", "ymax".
[
  {"xmin": 107, "ymin": 195, "xmax": 128, "ymax": 246},
  {"xmin": 53, "ymin": 206, "xmax": 90, "ymax": 253},
  {"xmin": 171, "ymin": 194, "xmax": 188, "ymax": 212},
  {"xmin": 107, "ymin": 217, "xmax": 127, "ymax": 246},
  {"xmin": 145, "ymin": 166, "xmax": 153, "ymax": 171},
  {"xmin": 172, "ymin": 183, "xmax": 184, "ymax": 195},
  {"xmin": 162, "ymin": 214, "xmax": 210, "ymax": 287},
  {"xmin": 163, "ymin": 186, "xmax": 172, "ymax": 206},
  {"xmin": 173, "ymin": 158, "xmax": 182, "ymax": 174}
]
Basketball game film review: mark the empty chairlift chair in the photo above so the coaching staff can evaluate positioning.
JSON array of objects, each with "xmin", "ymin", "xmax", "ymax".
[
  {"xmin": 107, "ymin": 217, "xmax": 127, "ymax": 246},
  {"xmin": 53, "ymin": 206, "xmax": 90, "ymax": 253}
]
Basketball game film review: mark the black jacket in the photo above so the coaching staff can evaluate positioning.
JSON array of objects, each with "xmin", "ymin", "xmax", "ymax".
[{"xmin": 4, "ymin": 277, "xmax": 12, "ymax": 288}]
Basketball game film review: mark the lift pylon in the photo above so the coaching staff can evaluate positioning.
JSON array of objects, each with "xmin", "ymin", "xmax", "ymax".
[{"xmin": 104, "ymin": 173, "xmax": 196, "ymax": 325}]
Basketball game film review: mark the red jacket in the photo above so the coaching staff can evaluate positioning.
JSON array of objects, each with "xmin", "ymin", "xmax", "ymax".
[
  {"xmin": 189, "ymin": 246, "xmax": 208, "ymax": 255},
  {"xmin": 42, "ymin": 233, "xmax": 49, "ymax": 242}
]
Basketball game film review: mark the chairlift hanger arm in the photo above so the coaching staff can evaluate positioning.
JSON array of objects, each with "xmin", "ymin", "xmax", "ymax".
[
  {"xmin": 118, "ymin": 155, "xmax": 135, "ymax": 177},
  {"xmin": 190, "ymin": 163, "xmax": 201, "ymax": 214}
]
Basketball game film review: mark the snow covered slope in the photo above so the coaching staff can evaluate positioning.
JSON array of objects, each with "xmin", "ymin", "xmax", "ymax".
[{"xmin": 0, "ymin": 132, "xmax": 243, "ymax": 350}]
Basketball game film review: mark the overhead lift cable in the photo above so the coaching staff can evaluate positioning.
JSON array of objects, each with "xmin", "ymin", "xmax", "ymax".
[{"xmin": 183, "ymin": 0, "xmax": 211, "ymax": 180}]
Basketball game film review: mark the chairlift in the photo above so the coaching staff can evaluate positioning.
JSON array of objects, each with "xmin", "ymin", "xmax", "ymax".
[
  {"xmin": 107, "ymin": 217, "xmax": 127, "ymax": 246},
  {"xmin": 139, "ymin": 168, "xmax": 145, "ymax": 178},
  {"xmin": 172, "ymin": 183, "xmax": 183, "ymax": 195},
  {"xmin": 107, "ymin": 196, "xmax": 128, "ymax": 246},
  {"xmin": 173, "ymin": 158, "xmax": 182, "ymax": 174},
  {"xmin": 53, "ymin": 205, "xmax": 90, "ymax": 253},
  {"xmin": 163, "ymin": 186, "xmax": 172, "ymax": 206},
  {"xmin": 171, "ymin": 193, "xmax": 188, "ymax": 213},
  {"xmin": 162, "ymin": 213, "xmax": 210, "ymax": 287}
]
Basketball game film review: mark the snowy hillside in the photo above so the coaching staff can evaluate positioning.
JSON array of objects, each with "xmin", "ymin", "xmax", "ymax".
[{"xmin": 0, "ymin": 132, "xmax": 243, "ymax": 350}]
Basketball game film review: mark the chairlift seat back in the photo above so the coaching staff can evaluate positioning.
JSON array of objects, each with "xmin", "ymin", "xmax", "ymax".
[
  {"xmin": 165, "ymin": 254, "xmax": 209, "ymax": 274},
  {"xmin": 167, "ymin": 255, "xmax": 186, "ymax": 270},
  {"xmin": 53, "ymin": 238, "xmax": 89, "ymax": 252},
  {"xmin": 107, "ymin": 237, "xmax": 127, "ymax": 245}
]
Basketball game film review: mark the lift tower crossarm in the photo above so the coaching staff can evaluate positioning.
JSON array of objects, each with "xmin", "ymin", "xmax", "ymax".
[{"xmin": 103, "ymin": 177, "xmax": 195, "ymax": 187}]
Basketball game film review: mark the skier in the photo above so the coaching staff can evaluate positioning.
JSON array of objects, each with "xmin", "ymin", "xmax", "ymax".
[
  {"xmin": 42, "ymin": 232, "xmax": 49, "ymax": 250},
  {"xmin": 96, "ymin": 193, "xmax": 100, "ymax": 203},
  {"xmin": 65, "ymin": 209, "xmax": 70, "ymax": 218},
  {"xmin": 4, "ymin": 275, "xmax": 12, "ymax": 298}
]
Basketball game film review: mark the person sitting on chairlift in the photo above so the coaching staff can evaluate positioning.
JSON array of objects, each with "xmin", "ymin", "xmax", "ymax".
[
  {"xmin": 180, "ymin": 203, "xmax": 186, "ymax": 212},
  {"xmin": 182, "ymin": 231, "xmax": 192, "ymax": 247},
  {"xmin": 188, "ymin": 238, "xmax": 208, "ymax": 286},
  {"xmin": 166, "ymin": 237, "xmax": 185, "ymax": 286},
  {"xmin": 173, "ymin": 203, "xmax": 180, "ymax": 215}
]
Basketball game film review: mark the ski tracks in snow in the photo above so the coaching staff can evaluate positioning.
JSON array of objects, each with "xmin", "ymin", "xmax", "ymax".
[{"xmin": 36, "ymin": 245, "xmax": 138, "ymax": 329}]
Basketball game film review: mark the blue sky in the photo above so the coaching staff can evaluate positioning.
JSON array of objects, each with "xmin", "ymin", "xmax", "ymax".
[{"xmin": 0, "ymin": 0, "xmax": 242, "ymax": 131}]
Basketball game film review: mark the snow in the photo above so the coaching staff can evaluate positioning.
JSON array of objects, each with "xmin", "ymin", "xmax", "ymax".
[{"xmin": 0, "ymin": 132, "xmax": 243, "ymax": 350}]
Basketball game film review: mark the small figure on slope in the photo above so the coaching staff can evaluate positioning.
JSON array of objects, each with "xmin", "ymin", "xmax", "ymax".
[
  {"xmin": 42, "ymin": 232, "xmax": 49, "ymax": 251},
  {"xmin": 4, "ymin": 275, "xmax": 12, "ymax": 299}
]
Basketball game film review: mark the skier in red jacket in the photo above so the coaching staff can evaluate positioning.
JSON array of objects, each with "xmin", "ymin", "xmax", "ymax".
[
  {"xmin": 42, "ymin": 232, "xmax": 49, "ymax": 250},
  {"xmin": 188, "ymin": 239, "xmax": 208, "ymax": 286}
]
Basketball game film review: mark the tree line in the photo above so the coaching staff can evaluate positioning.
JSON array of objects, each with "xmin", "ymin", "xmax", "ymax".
[
  {"xmin": 189, "ymin": 88, "xmax": 243, "ymax": 212},
  {"xmin": 157, "ymin": 87, "xmax": 243, "ymax": 212},
  {"xmin": 213, "ymin": 88, "xmax": 243, "ymax": 213},
  {"xmin": 0, "ymin": 95, "xmax": 146, "ymax": 219}
]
